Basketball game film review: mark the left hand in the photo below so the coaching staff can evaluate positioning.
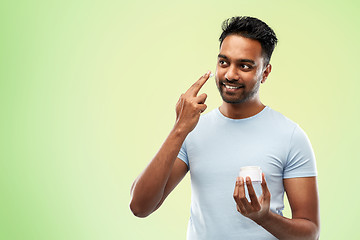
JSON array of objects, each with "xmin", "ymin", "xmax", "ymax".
[{"xmin": 233, "ymin": 173, "xmax": 271, "ymax": 224}]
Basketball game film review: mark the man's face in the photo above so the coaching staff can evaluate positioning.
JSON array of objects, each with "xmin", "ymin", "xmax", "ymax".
[{"xmin": 216, "ymin": 34, "xmax": 270, "ymax": 104}]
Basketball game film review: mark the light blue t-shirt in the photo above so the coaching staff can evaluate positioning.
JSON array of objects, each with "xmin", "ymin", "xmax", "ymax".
[{"xmin": 177, "ymin": 106, "xmax": 317, "ymax": 240}]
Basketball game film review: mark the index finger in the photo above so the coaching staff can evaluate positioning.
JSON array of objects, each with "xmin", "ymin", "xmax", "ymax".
[{"xmin": 186, "ymin": 71, "xmax": 211, "ymax": 97}]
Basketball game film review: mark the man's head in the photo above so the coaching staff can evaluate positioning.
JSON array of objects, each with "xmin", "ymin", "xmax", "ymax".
[
  {"xmin": 215, "ymin": 16, "xmax": 278, "ymax": 105},
  {"xmin": 219, "ymin": 16, "xmax": 278, "ymax": 66}
]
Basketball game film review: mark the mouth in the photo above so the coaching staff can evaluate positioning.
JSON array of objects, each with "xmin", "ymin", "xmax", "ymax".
[{"xmin": 222, "ymin": 82, "xmax": 245, "ymax": 90}]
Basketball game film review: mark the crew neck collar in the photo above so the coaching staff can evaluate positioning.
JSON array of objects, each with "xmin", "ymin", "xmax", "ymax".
[{"xmin": 215, "ymin": 106, "xmax": 269, "ymax": 122}]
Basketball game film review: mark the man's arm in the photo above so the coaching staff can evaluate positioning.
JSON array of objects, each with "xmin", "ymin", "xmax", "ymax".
[
  {"xmin": 129, "ymin": 71, "xmax": 211, "ymax": 218},
  {"xmin": 233, "ymin": 175, "xmax": 320, "ymax": 240}
]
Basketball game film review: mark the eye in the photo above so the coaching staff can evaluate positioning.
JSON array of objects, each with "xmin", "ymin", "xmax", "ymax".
[
  {"xmin": 240, "ymin": 64, "xmax": 252, "ymax": 70},
  {"xmin": 218, "ymin": 60, "xmax": 228, "ymax": 66}
]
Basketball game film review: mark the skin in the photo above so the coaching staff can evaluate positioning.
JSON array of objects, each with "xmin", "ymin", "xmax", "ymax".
[{"xmin": 130, "ymin": 34, "xmax": 320, "ymax": 239}]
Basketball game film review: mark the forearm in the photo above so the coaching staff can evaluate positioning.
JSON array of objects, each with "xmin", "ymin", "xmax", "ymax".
[
  {"xmin": 256, "ymin": 211, "xmax": 320, "ymax": 240},
  {"xmin": 130, "ymin": 125, "xmax": 187, "ymax": 217}
]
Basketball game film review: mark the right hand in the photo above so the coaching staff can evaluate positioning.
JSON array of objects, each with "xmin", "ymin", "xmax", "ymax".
[{"xmin": 175, "ymin": 71, "xmax": 211, "ymax": 133}]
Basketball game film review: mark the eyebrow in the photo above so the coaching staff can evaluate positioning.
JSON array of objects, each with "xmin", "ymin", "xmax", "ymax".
[{"xmin": 217, "ymin": 54, "xmax": 256, "ymax": 65}]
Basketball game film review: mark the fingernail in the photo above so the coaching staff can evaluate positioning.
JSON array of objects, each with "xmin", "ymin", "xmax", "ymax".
[{"xmin": 209, "ymin": 73, "xmax": 214, "ymax": 78}]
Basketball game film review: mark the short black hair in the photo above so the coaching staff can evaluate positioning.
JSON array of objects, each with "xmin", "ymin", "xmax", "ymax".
[{"xmin": 219, "ymin": 16, "xmax": 278, "ymax": 65}]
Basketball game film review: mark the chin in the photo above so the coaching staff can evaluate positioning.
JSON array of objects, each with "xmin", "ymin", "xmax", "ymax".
[
  {"xmin": 220, "ymin": 90, "xmax": 257, "ymax": 104},
  {"xmin": 222, "ymin": 97, "xmax": 247, "ymax": 104},
  {"xmin": 219, "ymin": 92, "xmax": 245, "ymax": 104}
]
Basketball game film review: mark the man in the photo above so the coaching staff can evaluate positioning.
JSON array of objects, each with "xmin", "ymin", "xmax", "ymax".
[{"xmin": 130, "ymin": 16, "xmax": 320, "ymax": 239}]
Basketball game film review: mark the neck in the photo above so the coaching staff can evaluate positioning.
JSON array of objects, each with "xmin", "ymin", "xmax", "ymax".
[{"xmin": 219, "ymin": 98, "xmax": 265, "ymax": 119}]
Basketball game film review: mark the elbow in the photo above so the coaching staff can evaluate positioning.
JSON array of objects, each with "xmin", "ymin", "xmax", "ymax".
[
  {"xmin": 129, "ymin": 199, "xmax": 151, "ymax": 218},
  {"xmin": 301, "ymin": 220, "xmax": 320, "ymax": 240},
  {"xmin": 310, "ymin": 217, "xmax": 320, "ymax": 240},
  {"xmin": 309, "ymin": 230, "xmax": 320, "ymax": 240},
  {"xmin": 314, "ymin": 224, "xmax": 321, "ymax": 240},
  {"xmin": 304, "ymin": 220, "xmax": 320, "ymax": 240},
  {"xmin": 129, "ymin": 181, "xmax": 162, "ymax": 218}
]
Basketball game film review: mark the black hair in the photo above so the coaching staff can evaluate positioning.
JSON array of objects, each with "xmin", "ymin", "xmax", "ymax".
[{"xmin": 219, "ymin": 16, "xmax": 278, "ymax": 65}]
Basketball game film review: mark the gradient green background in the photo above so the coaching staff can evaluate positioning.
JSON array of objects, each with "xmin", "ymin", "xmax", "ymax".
[{"xmin": 1, "ymin": 0, "xmax": 359, "ymax": 239}]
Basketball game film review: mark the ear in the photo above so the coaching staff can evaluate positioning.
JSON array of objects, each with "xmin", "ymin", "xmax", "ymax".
[{"xmin": 261, "ymin": 64, "xmax": 272, "ymax": 84}]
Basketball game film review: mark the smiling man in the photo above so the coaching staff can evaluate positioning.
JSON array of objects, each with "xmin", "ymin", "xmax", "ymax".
[{"xmin": 130, "ymin": 16, "xmax": 320, "ymax": 239}]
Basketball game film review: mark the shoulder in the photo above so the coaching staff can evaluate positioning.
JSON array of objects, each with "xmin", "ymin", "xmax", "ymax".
[
  {"xmin": 267, "ymin": 108, "xmax": 311, "ymax": 139},
  {"xmin": 265, "ymin": 107, "xmax": 297, "ymax": 125},
  {"xmin": 262, "ymin": 107, "xmax": 300, "ymax": 133},
  {"xmin": 261, "ymin": 107, "xmax": 314, "ymax": 149}
]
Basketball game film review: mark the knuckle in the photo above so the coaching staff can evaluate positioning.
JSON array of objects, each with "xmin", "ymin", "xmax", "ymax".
[
  {"xmin": 239, "ymin": 195, "xmax": 246, "ymax": 201},
  {"xmin": 185, "ymin": 98, "xmax": 192, "ymax": 104}
]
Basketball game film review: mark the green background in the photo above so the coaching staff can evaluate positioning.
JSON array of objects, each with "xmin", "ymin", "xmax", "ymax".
[{"xmin": 1, "ymin": 0, "xmax": 359, "ymax": 239}]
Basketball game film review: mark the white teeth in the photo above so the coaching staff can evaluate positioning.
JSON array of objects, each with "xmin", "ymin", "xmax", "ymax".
[{"xmin": 224, "ymin": 84, "xmax": 241, "ymax": 89}]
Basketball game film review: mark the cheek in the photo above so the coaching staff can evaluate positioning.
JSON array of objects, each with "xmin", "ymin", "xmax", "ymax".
[
  {"xmin": 215, "ymin": 76, "xmax": 222, "ymax": 89},
  {"xmin": 215, "ymin": 78, "xmax": 220, "ymax": 88},
  {"xmin": 215, "ymin": 71, "xmax": 223, "ymax": 87},
  {"xmin": 216, "ymin": 68, "xmax": 225, "ymax": 79},
  {"xmin": 242, "ymin": 71, "xmax": 258, "ymax": 81}
]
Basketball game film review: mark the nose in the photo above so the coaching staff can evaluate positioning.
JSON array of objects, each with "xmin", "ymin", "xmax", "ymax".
[{"xmin": 224, "ymin": 65, "xmax": 239, "ymax": 82}]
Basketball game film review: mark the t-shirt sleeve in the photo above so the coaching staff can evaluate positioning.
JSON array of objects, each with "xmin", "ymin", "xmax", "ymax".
[
  {"xmin": 177, "ymin": 140, "xmax": 189, "ymax": 168},
  {"xmin": 284, "ymin": 125, "xmax": 317, "ymax": 179}
]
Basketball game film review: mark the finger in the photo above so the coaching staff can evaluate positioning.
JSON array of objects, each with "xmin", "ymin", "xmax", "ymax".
[
  {"xmin": 198, "ymin": 104, "xmax": 207, "ymax": 114},
  {"xmin": 246, "ymin": 177, "xmax": 261, "ymax": 211},
  {"xmin": 195, "ymin": 93, "xmax": 207, "ymax": 104},
  {"xmin": 233, "ymin": 177, "xmax": 239, "ymax": 199},
  {"xmin": 238, "ymin": 177, "xmax": 252, "ymax": 212},
  {"xmin": 234, "ymin": 178, "xmax": 247, "ymax": 214},
  {"xmin": 261, "ymin": 173, "xmax": 271, "ymax": 200},
  {"xmin": 186, "ymin": 71, "xmax": 211, "ymax": 97},
  {"xmin": 237, "ymin": 198, "xmax": 247, "ymax": 214}
]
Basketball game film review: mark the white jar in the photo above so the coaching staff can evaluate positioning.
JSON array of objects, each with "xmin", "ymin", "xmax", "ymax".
[{"xmin": 239, "ymin": 166, "xmax": 262, "ymax": 198}]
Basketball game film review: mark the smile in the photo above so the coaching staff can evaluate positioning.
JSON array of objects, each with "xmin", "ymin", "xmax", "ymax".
[{"xmin": 222, "ymin": 83, "xmax": 244, "ymax": 89}]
